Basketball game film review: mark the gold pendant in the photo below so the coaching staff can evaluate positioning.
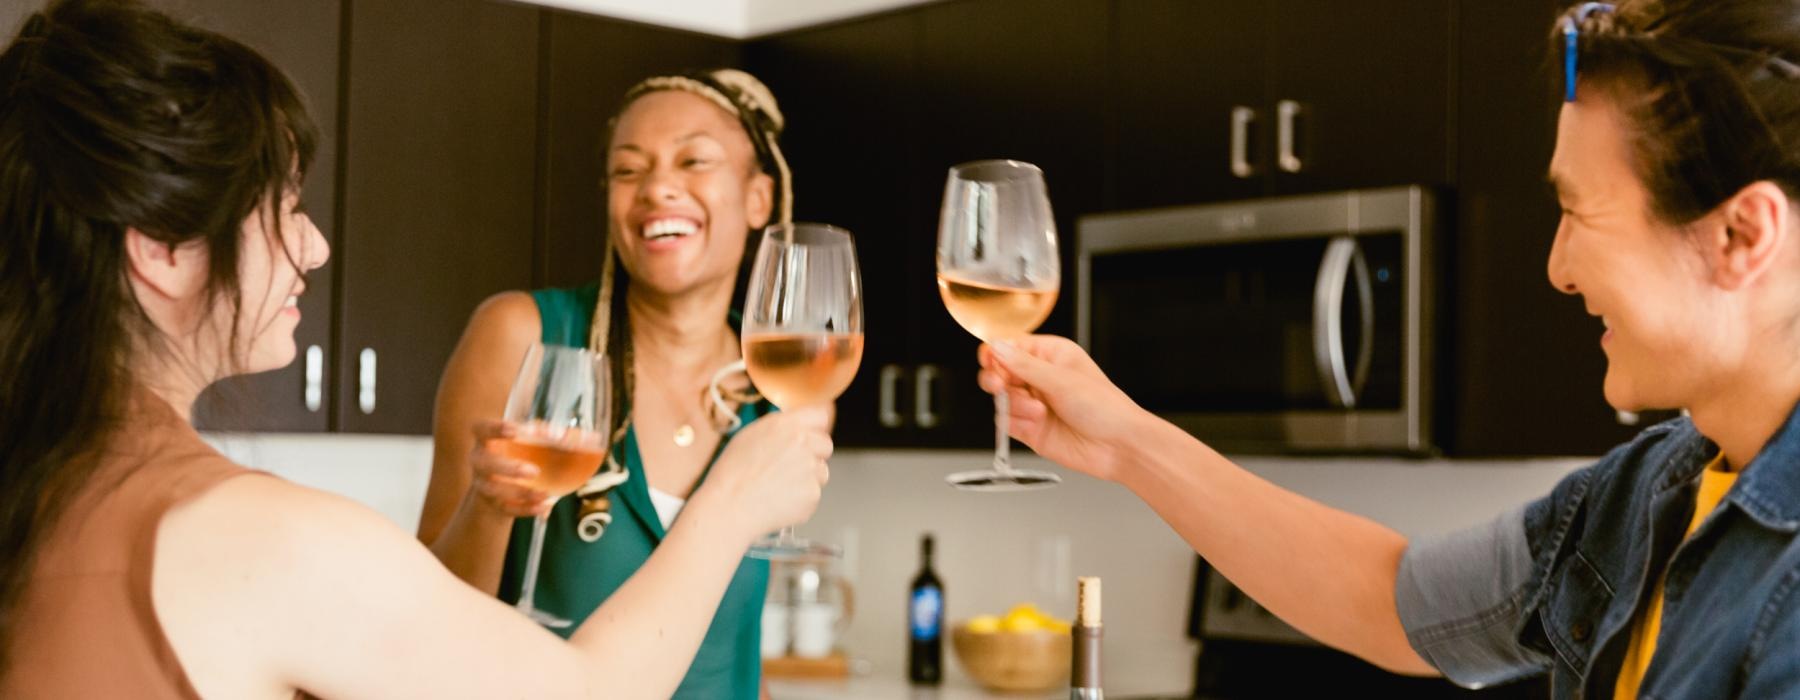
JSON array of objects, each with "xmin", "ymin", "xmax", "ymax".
[{"xmin": 673, "ymin": 424, "xmax": 696, "ymax": 448}]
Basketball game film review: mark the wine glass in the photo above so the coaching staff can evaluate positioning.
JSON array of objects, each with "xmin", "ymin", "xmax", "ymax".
[
  {"xmin": 936, "ymin": 160, "xmax": 1062, "ymax": 491},
  {"xmin": 497, "ymin": 343, "xmax": 610, "ymax": 627},
  {"xmin": 742, "ymin": 222, "xmax": 864, "ymax": 560}
]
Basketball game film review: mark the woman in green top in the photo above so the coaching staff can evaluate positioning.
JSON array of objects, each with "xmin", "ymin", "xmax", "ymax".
[{"xmin": 421, "ymin": 69, "xmax": 803, "ymax": 698}]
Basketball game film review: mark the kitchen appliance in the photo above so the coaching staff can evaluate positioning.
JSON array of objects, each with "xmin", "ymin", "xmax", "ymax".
[
  {"xmin": 1077, "ymin": 186, "xmax": 1437, "ymax": 454},
  {"xmin": 762, "ymin": 557, "xmax": 856, "ymax": 679}
]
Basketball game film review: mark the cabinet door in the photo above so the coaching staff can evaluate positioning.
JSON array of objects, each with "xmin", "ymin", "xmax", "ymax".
[
  {"xmin": 915, "ymin": 0, "xmax": 1109, "ymax": 447},
  {"xmin": 1452, "ymin": 0, "xmax": 1641, "ymax": 455},
  {"xmin": 746, "ymin": 11, "xmax": 923, "ymax": 447},
  {"xmin": 1110, "ymin": 0, "xmax": 1272, "ymax": 212},
  {"xmin": 1269, "ymin": 0, "xmax": 1452, "ymax": 194},
  {"xmin": 336, "ymin": 0, "xmax": 539, "ymax": 434},
  {"xmin": 539, "ymin": 12, "xmax": 738, "ymax": 290},
  {"xmin": 181, "ymin": 0, "xmax": 341, "ymax": 432}
]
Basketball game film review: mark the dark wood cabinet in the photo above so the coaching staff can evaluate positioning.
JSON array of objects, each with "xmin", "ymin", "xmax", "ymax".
[
  {"xmin": 746, "ymin": 10, "xmax": 925, "ymax": 447},
  {"xmin": 335, "ymin": 0, "xmax": 541, "ymax": 434},
  {"xmin": 181, "ymin": 0, "xmax": 342, "ymax": 433},
  {"xmin": 1268, "ymin": 0, "xmax": 1453, "ymax": 194},
  {"xmin": 1111, "ymin": 0, "xmax": 1451, "ymax": 210},
  {"xmin": 1110, "ymin": 0, "xmax": 1272, "ymax": 211}
]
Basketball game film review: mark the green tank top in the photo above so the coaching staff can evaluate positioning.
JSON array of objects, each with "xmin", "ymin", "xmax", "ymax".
[{"xmin": 497, "ymin": 281, "xmax": 771, "ymax": 699}]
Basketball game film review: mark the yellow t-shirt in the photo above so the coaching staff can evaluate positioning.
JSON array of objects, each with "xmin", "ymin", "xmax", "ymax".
[{"xmin": 1613, "ymin": 453, "xmax": 1737, "ymax": 700}]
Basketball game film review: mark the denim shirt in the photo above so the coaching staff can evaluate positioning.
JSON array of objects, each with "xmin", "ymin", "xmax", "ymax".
[{"xmin": 1395, "ymin": 407, "xmax": 1800, "ymax": 699}]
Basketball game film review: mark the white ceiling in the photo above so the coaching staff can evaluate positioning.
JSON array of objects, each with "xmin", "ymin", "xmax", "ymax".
[{"xmin": 518, "ymin": 0, "xmax": 939, "ymax": 39}]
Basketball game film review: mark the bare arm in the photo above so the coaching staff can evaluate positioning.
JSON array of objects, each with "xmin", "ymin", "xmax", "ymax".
[
  {"xmin": 421, "ymin": 292, "xmax": 543, "ymax": 593},
  {"xmin": 978, "ymin": 337, "xmax": 1435, "ymax": 675},
  {"xmin": 155, "ymin": 408, "xmax": 833, "ymax": 699}
]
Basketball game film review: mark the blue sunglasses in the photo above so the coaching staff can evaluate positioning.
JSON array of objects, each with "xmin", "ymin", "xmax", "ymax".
[{"xmin": 1564, "ymin": 2, "xmax": 1617, "ymax": 102}]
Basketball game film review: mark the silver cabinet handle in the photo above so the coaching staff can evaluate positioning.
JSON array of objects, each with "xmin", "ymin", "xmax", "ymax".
[
  {"xmin": 1230, "ymin": 106, "xmax": 1257, "ymax": 179},
  {"xmin": 358, "ymin": 348, "xmax": 377, "ymax": 415},
  {"xmin": 914, "ymin": 364, "xmax": 940, "ymax": 429},
  {"xmin": 304, "ymin": 345, "xmax": 324, "ymax": 413},
  {"xmin": 1312, "ymin": 236, "xmax": 1374, "ymax": 409},
  {"xmin": 879, "ymin": 364, "xmax": 905, "ymax": 428},
  {"xmin": 1277, "ymin": 99, "xmax": 1303, "ymax": 173}
]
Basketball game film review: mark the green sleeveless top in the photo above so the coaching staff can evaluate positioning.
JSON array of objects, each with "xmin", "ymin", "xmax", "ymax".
[{"xmin": 497, "ymin": 282, "xmax": 771, "ymax": 699}]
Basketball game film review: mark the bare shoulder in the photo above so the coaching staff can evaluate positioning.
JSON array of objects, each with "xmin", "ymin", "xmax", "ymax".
[{"xmin": 465, "ymin": 290, "xmax": 542, "ymax": 346}]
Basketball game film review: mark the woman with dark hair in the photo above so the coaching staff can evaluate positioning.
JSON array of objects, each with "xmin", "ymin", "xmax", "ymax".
[
  {"xmin": 421, "ymin": 69, "xmax": 801, "ymax": 698},
  {"xmin": 0, "ymin": 1, "xmax": 830, "ymax": 697},
  {"xmin": 973, "ymin": 1, "xmax": 1800, "ymax": 697}
]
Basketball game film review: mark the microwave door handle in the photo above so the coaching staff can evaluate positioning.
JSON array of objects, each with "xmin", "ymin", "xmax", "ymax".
[
  {"xmin": 1348, "ymin": 243, "xmax": 1376, "ymax": 399},
  {"xmin": 1313, "ymin": 236, "xmax": 1358, "ymax": 408}
]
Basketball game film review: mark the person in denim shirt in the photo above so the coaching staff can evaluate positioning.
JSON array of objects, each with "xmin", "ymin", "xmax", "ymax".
[{"xmin": 967, "ymin": 1, "xmax": 1800, "ymax": 697}]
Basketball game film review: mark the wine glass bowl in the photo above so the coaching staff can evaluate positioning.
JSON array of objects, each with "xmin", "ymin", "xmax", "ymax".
[
  {"xmin": 936, "ymin": 160, "xmax": 1062, "ymax": 492},
  {"xmin": 504, "ymin": 343, "xmax": 609, "ymax": 628},
  {"xmin": 742, "ymin": 222, "xmax": 863, "ymax": 559}
]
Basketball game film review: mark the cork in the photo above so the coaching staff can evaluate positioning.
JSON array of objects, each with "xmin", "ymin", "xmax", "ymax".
[{"xmin": 1077, "ymin": 576, "xmax": 1101, "ymax": 627}]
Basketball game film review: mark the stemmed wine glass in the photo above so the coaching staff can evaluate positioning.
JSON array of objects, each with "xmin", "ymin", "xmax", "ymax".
[
  {"xmin": 496, "ymin": 343, "xmax": 611, "ymax": 627},
  {"xmin": 936, "ymin": 160, "xmax": 1062, "ymax": 491},
  {"xmin": 742, "ymin": 222, "xmax": 864, "ymax": 560}
]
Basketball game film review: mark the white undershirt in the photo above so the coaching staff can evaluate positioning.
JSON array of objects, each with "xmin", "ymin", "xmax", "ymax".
[{"xmin": 647, "ymin": 486, "xmax": 686, "ymax": 531}]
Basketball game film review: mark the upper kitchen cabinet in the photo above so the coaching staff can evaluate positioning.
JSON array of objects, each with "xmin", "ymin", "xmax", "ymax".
[
  {"xmin": 1110, "ymin": 0, "xmax": 1272, "ymax": 211},
  {"xmin": 1111, "ymin": 0, "xmax": 1452, "ymax": 210},
  {"xmin": 746, "ymin": 11, "xmax": 924, "ymax": 447},
  {"xmin": 180, "ymin": 0, "xmax": 342, "ymax": 433},
  {"xmin": 539, "ymin": 11, "xmax": 739, "ymax": 290},
  {"xmin": 912, "ymin": 0, "xmax": 1109, "ymax": 447},
  {"xmin": 336, "ymin": 0, "xmax": 540, "ymax": 434},
  {"xmin": 1450, "ymin": 0, "xmax": 1641, "ymax": 455}
]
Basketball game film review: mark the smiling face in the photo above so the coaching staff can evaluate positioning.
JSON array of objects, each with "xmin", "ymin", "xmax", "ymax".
[
  {"xmin": 605, "ymin": 90, "xmax": 774, "ymax": 299},
  {"xmin": 233, "ymin": 189, "xmax": 328, "ymax": 373},
  {"xmin": 1546, "ymin": 88, "xmax": 1729, "ymax": 412}
]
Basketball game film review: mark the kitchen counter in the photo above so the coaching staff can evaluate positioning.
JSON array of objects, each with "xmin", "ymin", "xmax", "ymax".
[{"xmin": 768, "ymin": 641, "xmax": 1195, "ymax": 699}]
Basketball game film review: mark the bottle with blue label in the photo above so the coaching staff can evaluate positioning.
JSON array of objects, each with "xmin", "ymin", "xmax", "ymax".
[{"xmin": 908, "ymin": 533, "xmax": 943, "ymax": 684}]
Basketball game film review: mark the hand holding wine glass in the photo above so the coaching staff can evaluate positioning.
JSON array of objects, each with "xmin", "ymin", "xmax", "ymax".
[
  {"xmin": 741, "ymin": 222, "xmax": 863, "ymax": 559},
  {"xmin": 936, "ymin": 160, "xmax": 1062, "ymax": 491},
  {"xmin": 689, "ymin": 405, "xmax": 836, "ymax": 544},
  {"xmin": 976, "ymin": 335, "xmax": 1152, "ymax": 485},
  {"xmin": 495, "ymin": 343, "xmax": 610, "ymax": 628}
]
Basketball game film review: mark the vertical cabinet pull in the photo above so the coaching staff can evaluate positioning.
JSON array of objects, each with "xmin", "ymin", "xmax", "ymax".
[
  {"xmin": 1230, "ymin": 106, "xmax": 1257, "ymax": 179},
  {"xmin": 879, "ymin": 364, "xmax": 905, "ymax": 428},
  {"xmin": 304, "ymin": 345, "xmax": 324, "ymax": 413},
  {"xmin": 1277, "ymin": 99, "xmax": 1304, "ymax": 173},
  {"xmin": 358, "ymin": 348, "xmax": 377, "ymax": 415},
  {"xmin": 914, "ymin": 364, "xmax": 940, "ymax": 429}
]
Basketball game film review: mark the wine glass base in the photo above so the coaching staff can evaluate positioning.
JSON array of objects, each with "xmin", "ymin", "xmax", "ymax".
[
  {"xmin": 521, "ymin": 606, "xmax": 572, "ymax": 629},
  {"xmin": 946, "ymin": 469, "xmax": 1062, "ymax": 492},
  {"xmin": 746, "ymin": 535, "xmax": 841, "ymax": 562}
]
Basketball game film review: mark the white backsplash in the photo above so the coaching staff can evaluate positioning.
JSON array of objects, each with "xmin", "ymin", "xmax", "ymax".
[{"xmin": 201, "ymin": 431, "xmax": 1586, "ymax": 693}]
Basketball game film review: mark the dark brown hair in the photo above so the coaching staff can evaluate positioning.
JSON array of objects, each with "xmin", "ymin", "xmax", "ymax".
[
  {"xmin": 0, "ymin": 0, "xmax": 316, "ymax": 671},
  {"xmin": 1559, "ymin": 0, "xmax": 1800, "ymax": 224}
]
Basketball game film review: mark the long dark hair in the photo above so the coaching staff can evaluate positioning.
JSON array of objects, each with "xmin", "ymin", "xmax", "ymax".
[
  {"xmin": 1558, "ymin": 0, "xmax": 1800, "ymax": 224},
  {"xmin": 0, "ymin": 0, "xmax": 316, "ymax": 670}
]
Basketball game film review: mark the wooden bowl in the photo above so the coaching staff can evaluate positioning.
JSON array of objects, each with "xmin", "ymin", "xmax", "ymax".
[{"xmin": 950, "ymin": 626, "xmax": 1072, "ymax": 692}]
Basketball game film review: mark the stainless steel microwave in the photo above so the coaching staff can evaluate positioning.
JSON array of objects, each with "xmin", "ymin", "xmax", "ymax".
[{"xmin": 1076, "ymin": 186, "xmax": 1436, "ymax": 454}]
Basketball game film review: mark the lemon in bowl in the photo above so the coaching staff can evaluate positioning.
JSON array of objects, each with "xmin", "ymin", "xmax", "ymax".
[{"xmin": 952, "ymin": 604, "xmax": 1073, "ymax": 692}]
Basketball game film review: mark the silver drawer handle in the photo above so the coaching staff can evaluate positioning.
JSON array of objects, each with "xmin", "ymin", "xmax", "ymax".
[
  {"xmin": 915, "ymin": 364, "xmax": 940, "ymax": 429},
  {"xmin": 879, "ymin": 364, "xmax": 905, "ymax": 428},
  {"xmin": 304, "ymin": 345, "xmax": 324, "ymax": 413},
  {"xmin": 358, "ymin": 348, "xmax": 377, "ymax": 415},
  {"xmin": 1230, "ymin": 105, "xmax": 1256, "ymax": 179},
  {"xmin": 1277, "ymin": 99, "xmax": 1304, "ymax": 174}
]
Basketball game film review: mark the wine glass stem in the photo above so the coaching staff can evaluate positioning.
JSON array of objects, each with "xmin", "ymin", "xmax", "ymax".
[
  {"xmin": 518, "ymin": 512, "xmax": 549, "ymax": 614},
  {"xmin": 777, "ymin": 526, "xmax": 797, "ymax": 547},
  {"xmin": 993, "ymin": 388, "xmax": 1014, "ymax": 474}
]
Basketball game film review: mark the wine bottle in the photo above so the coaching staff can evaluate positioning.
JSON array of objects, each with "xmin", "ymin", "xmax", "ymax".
[
  {"xmin": 1072, "ymin": 576, "xmax": 1102, "ymax": 700},
  {"xmin": 907, "ymin": 533, "xmax": 944, "ymax": 684}
]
